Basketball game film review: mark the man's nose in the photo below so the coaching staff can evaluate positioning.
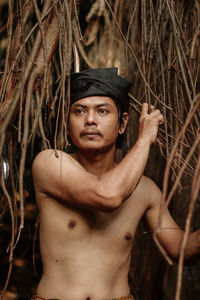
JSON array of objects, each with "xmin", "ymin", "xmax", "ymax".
[{"xmin": 85, "ymin": 111, "xmax": 97, "ymax": 126}]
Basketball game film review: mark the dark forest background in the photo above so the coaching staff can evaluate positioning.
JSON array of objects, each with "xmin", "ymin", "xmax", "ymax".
[{"xmin": 0, "ymin": 1, "xmax": 200, "ymax": 299}]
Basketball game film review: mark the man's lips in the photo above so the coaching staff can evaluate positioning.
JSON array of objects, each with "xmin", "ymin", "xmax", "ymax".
[{"xmin": 80, "ymin": 129, "xmax": 103, "ymax": 137}]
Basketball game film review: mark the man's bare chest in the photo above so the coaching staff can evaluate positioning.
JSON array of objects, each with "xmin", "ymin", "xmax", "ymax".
[{"xmin": 40, "ymin": 193, "xmax": 145, "ymax": 250}]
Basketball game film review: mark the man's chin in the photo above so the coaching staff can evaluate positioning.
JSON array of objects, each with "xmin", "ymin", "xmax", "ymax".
[{"xmin": 77, "ymin": 142, "xmax": 116, "ymax": 154}]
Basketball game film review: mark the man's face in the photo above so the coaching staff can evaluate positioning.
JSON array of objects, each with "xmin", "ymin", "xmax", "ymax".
[{"xmin": 69, "ymin": 96, "xmax": 127, "ymax": 152}]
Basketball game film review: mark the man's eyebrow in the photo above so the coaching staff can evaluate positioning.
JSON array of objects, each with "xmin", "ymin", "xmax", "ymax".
[
  {"xmin": 73, "ymin": 103, "xmax": 113, "ymax": 108},
  {"xmin": 73, "ymin": 104, "xmax": 87, "ymax": 108},
  {"xmin": 96, "ymin": 103, "xmax": 112, "ymax": 108}
]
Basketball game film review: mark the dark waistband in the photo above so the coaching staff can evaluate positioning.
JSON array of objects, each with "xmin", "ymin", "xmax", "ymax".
[{"xmin": 31, "ymin": 295, "xmax": 135, "ymax": 300}]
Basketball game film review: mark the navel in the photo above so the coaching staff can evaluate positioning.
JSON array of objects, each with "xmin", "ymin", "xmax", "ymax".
[
  {"xmin": 125, "ymin": 232, "xmax": 132, "ymax": 241},
  {"xmin": 68, "ymin": 219, "xmax": 76, "ymax": 229},
  {"xmin": 85, "ymin": 297, "xmax": 91, "ymax": 300}
]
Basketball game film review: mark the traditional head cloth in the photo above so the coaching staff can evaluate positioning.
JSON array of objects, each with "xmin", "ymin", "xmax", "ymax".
[{"xmin": 70, "ymin": 68, "xmax": 132, "ymax": 150}]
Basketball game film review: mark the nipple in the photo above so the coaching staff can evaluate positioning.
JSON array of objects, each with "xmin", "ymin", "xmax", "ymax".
[
  {"xmin": 68, "ymin": 219, "xmax": 76, "ymax": 229},
  {"xmin": 125, "ymin": 232, "xmax": 132, "ymax": 240}
]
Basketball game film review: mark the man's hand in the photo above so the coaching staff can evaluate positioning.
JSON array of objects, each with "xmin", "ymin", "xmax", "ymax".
[{"xmin": 138, "ymin": 103, "xmax": 164, "ymax": 145}]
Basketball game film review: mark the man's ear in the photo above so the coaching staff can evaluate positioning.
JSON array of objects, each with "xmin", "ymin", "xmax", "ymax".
[{"xmin": 119, "ymin": 112, "xmax": 128, "ymax": 134}]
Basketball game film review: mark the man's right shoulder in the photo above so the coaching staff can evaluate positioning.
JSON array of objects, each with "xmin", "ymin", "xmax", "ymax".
[
  {"xmin": 33, "ymin": 149, "xmax": 73, "ymax": 167},
  {"xmin": 32, "ymin": 149, "xmax": 79, "ymax": 180},
  {"xmin": 32, "ymin": 149, "xmax": 83, "ymax": 201}
]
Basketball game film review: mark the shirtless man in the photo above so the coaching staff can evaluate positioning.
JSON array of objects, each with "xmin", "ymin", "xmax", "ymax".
[{"xmin": 32, "ymin": 68, "xmax": 200, "ymax": 300}]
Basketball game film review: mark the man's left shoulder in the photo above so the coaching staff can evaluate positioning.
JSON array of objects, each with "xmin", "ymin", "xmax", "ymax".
[
  {"xmin": 123, "ymin": 176, "xmax": 159, "ymax": 215},
  {"xmin": 137, "ymin": 175, "xmax": 157, "ymax": 190},
  {"xmin": 135, "ymin": 175, "xmax": 162, "ymax": 202}
]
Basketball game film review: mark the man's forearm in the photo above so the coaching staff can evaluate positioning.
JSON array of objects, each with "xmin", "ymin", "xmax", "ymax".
[
  {"xmin": 98, "ymin": 104, "xmax": 164, "ymax": 205},
  {"xmin": 99, "ymin": 137, "xmax": 151, "ymax": 202},
  {"xmin": 180, "ymin": 230, "xmax": 200, "ymax": 265}
]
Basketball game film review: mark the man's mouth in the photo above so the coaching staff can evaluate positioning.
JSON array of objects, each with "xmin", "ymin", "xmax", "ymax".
[{"xmin": 80, "ymin": 129, "xmax": 102, "ymax": 137}]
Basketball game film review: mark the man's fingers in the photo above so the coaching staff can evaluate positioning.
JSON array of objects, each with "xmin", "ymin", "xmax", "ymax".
[
  {"xmin": 151, "ymin": 110, "xmax": 164, "ymax": 124},
  {"xmin": 141, "ymin": 103, "xmax": 164, "ymax": 124},
  {"xmin": 150, "ymin": 105, "xmax": 155, "ymax": 112},
  {"xmin": 150, "ymin": 108, "xmax": 162, "ymax": 116},
  {"xmin": 158, "ymin": 115, "xmax": 164, "ymax": 124},
  {"xmin": 141, "ymin": 103, "xmax": 157, "ymax": 115},
  {"xmin": 141, "ymin": 103, "xmax": 149, "ymax": 115}
]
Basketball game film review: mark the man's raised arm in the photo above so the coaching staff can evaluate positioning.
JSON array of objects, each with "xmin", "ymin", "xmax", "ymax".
[{"xmin": 32, "ymin": 103, "xmax": 163, "ymax": 213}]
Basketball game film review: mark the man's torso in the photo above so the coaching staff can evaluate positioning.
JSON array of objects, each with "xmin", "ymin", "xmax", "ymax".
[{"xmin": 35, "ymin": 175, "xmax": 149, "ymax": 300}]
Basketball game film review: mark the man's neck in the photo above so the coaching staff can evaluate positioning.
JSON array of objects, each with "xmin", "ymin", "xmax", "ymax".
[{"xmin": 72, "ymin": 147, "xmax": 116, "ymax": 176}]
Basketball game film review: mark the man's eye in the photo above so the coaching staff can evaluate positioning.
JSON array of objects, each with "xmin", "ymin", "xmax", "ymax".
[
  {"xmin": 98, "ymin": 108, "xmax": 109, "ymax": 114},
  {"xmin": 75, "ymin": 109, "xmax": 85, "ymax": 114}
]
